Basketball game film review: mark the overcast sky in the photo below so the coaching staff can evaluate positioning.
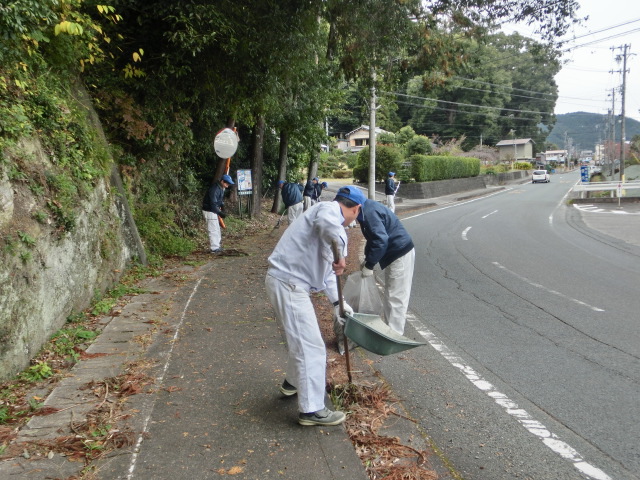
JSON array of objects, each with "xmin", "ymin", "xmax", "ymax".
[{"xmin": 511, "ymin": 0, "xmax": 640, "ymax": 123}]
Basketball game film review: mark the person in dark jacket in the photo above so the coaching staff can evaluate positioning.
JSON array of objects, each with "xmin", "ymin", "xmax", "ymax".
[
  {"xmin": 336, "ymin": 185, "xmax": 414, "ymax": 334},
  {"xmin": 385, "ymin": 172, "xmax": 397, "ymax": 213},
  {"xmin": 303, "ymin": 177, "xmax": 319, "ymax": 211},
  {"xmin": 278, "ymin": 180, "xmax": 304, "ymax": 223},
  {"xmin": 202, "ymin": 174, "xmax": 234, "ymax": 253}
]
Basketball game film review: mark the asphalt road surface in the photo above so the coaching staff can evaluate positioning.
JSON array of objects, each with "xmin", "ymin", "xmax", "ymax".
[{"xmin": 374, "ymin": 170, "xmax": 640, "ymax": 480}]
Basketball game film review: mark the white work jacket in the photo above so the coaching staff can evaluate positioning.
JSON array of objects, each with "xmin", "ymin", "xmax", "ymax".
[{"xmin": 267, "ymin": 201, "xmax": 347, "ymax": 304}]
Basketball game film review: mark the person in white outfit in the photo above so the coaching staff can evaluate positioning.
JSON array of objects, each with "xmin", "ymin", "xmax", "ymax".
[{"xmin": 265, "ymin": 186, "xmax": 365, "ymax": 426}]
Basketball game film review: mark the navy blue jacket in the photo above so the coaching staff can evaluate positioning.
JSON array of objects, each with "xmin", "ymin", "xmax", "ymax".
[
  {"xmin": 358, "ymin": 200, "xmax": 414, "ymax": 270},
  {"xmin": 202, "ymin": 182, "xmax": 225, "ymax": 215},
  {"xmin": 385, "ymin": 177, "xmax": 396, "ymax": 195},
  {"xmin": 312, "ymin": 183, "xmax": 322, "ymax": 201},
  {"xmin": 281, "ymin": 182, "xmax": 303, "ymax": 207},
  {"xmin": 303, "ymin": 181, "xmax": 316, "ymax": 198}
]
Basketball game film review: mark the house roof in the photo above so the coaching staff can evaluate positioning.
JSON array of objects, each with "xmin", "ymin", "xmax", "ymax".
[
  {"xmin": 495, "ymin": 138, "xmax": 534, "ymax": 146},
  {"xmin": 345, "ymin": 125, "xmax": 388, "ymax": 137}
]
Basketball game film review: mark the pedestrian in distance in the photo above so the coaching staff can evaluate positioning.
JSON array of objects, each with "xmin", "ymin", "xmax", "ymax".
[
  {"xmin": 303, "ymin": 176, "xmax": 319, "ymax": 211},
  {"xmin": 385, "ymin": 171, "xmax": 397, "ymax": 213},
  {"xmin": 202, "ymin": 174, "xmax": 234, "ymax": 254},
  {"xmin": 278, "ymin": 180, "xmax": 304, "ymax": 224},
  {"xmin": 265, "ymin": 186, "xmax": 365, "ymax": 426},
  {"xmin": 351, "ymin": 187, "xmax": 415, "ymax": 335}
]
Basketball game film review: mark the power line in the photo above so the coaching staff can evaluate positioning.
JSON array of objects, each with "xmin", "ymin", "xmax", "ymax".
[
  {"xmin": 562, "ymin": 27, "xmax": 640, "ymax": 51},
  {"xmin": 394, "ymin": 100, "xmax": 544, "ymax": 122},
  {"xmin": 389, "ymin": 91, "xmax": 553, "ymax": 116}
]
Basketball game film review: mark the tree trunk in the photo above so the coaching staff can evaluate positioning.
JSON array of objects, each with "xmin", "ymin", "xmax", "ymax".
[
  {"xmin": 307, "ymin": 151, "xmax": 319, "ymax": 183},
  {"xmin": 272, "ymin": 129, "xmax": 289, "ymax": 213},
  {"xmin": 250, "ymin": 116, "xmax": 265, "ymax": 218}
]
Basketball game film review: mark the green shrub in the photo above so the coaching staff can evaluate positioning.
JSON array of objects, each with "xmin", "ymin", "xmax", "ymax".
[
  {"xmin": 135, "ymin": 202, "xmax": 196, "ymax": 257},
  {"xmin": 513, "ymin": 161, "xmax": 533, "ymax": 170},
  {"xmin": 353, "ymin": 145, "xmax": 403, "ymax": 183},
  {"xmin": 405, "ymin": 135, "xmax": 432, "ymax": 156},
  {"xmin": 332, "ymin": 169, "xmax": 353, "ymax": 179},
  {"xmin": 411, "ymin": 155, "xmax": 481, "ymax": 182}
]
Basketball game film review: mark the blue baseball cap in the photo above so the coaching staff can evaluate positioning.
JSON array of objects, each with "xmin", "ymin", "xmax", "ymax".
[
  {"xmin": 221, "ymin": 174, "xmax": 234, "ymax": 185},
  {"xmin": 277, "ymin": 180, "xmax": 285, "ymax": 185},
  {"xmin": 335, "ymin": 185, "xmax": 366, "ymax": 205},
  {"xmin": 388, "ymin": 172, "xmax": 395, "ymax": 177},
  {"xmin": 312, "ymin": 177, "xmax": 319, "ymax": 182}
]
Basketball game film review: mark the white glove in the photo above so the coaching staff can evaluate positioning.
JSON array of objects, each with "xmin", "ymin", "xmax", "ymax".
[
  {"xmin": 333, "ymin": 301, "xmax": 354, "ymax": 326},
  {"xmin": 361, "ymin": 266, "xmax": 373, "ymax": 277}
]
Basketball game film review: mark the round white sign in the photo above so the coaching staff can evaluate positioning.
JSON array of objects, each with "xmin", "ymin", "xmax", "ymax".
[{"xmin": 214, "ymin": 128, "xmax": 238, "ymax": 158}]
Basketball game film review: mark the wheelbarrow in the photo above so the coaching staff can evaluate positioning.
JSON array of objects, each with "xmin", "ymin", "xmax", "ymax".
[{"xmin": 344, "ymin": 312, "xmax": 426, "ymax": 356}]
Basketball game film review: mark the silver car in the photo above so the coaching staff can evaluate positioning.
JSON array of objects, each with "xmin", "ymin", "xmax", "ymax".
[{"xmin": 532, "ymin": 169, "xmax": 550, "ymax": 183}]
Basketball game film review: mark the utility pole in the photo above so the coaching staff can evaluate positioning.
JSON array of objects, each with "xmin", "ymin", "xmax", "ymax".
[
  {"xmin": 611, "ymin": 44, "xmax": 632, "ymax": 181},
  {"xmin": 619, "ymin": 44, "xmax": 629, "ymax": 181},
  {"xmin": 368, "ymin": 70, "xmax": 377, "ymax": 200},
  {"xmin": 607, "ymin": 88, "xmax": 616, "ymax": 177}
]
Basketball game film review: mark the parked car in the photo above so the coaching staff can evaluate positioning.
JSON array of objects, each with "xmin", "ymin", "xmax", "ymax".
[{"xmin": 532, "ymin": 170, "xmax": 550, "ymax": 183}]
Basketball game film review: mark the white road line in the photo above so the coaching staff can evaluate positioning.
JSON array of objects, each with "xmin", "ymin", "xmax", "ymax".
[
  {"xmin": 462, "ymin": 226, "xmax": 471, "ymax": 240},
  {"xmin": 492, "ymin": 262, "xmax": 605, "ymax": 312},
  {"xmin": 482, "ymin": 210, "xmax": 498, "ymax": 219},
  {"xmin": 407, "ymin": 313, "xmax": 612, "ymax": 480},
  {"xmin": 550, "ymin": 180, "xmax": 578, "ymax": 226},
  {"xmin": 403, "ymin": 188, "xmax": 512, "ymax": 221},
  {"xmin": 127, "ymin": 276, "xmax": 204, "ymax": 479},
  {"xmin": 573, "ymin": 204, "xmax": 637, "ymax": 215}
]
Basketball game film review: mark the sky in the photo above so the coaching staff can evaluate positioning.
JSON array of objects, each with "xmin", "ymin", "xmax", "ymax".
[{"xmin": 510, "ymin": 0, "xmax": 640, "ymax": 122}]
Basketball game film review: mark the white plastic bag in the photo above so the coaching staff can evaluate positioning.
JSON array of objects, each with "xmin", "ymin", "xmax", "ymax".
[{"xmin": 343, "ymin": 271, "xmax": 384, "ymax": 315}]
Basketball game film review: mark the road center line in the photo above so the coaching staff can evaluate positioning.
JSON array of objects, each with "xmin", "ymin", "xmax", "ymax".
[
  {"xmin": 403, "ymin": 188, "xmax": 512, "ymax": 222},
  {"xmin": 407, "ymin": 313, "xmax": 612, "ymax": 480},
  {"xmin": 461, "ymin": 226, "xmax": 471, "ymax": 240},
  {"xmin": 482, "ymin": 210, "xmax": 498, "ymax": 219},
  {"xmin": 492, "ymin": 262, "xmax": 605, "ymax": 312}
]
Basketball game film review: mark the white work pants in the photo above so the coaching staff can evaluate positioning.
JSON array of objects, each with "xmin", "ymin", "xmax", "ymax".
[
  {"xmin": 287, "ymin": 202, "xmax": 303, "ymax": 224},
  {"xmin": 303, "ymin": 196, "xmax": 312, "ymax": 211},
  {"xmin": 203, "ymin": 210, "xmax": 221, "ymax": 251},
  {"xmin": 383, "ymin": 248, "xmax": 415, "ymax": 334},
  {"xmin": 386, "ymin": 194, "xmax": 396, "ymax": 213},
  {"xmin": 265, "ymin": 274, "xmax": 326, "ymax": 414}
]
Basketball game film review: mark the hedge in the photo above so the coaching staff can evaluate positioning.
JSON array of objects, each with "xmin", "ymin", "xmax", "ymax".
[{"xmin": 411, "ymin": 155, "xmax": 481, "ymax": 182}]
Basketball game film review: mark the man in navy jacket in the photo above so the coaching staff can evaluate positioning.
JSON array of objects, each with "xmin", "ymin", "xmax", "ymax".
[
  {"xmin": 385, "ymin": 172, "xmax": 397, "ymax": 213},
  {"xmin": 202, "ymin": 174, "xmax": 234, "ymax": 253},
  {"xmin": 354, "ymin": 189, "xmax": 415, "ymax": 334},
  {"xmin": 278, "ymin": 180, "xmax": 304, "ymax": 223}
]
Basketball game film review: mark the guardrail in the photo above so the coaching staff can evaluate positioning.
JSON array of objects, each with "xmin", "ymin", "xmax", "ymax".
[{"xmin": 572, "ymin": 181, "xmax": 640, "ymax": 198}]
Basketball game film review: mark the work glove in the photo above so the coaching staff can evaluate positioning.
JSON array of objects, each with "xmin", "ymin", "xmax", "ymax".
[
  {"xmin": 333, "ymin": 301, "xmax": 354, "ymax": 326},
  {"xmin": 361, "ymin": 266, "xmax": 373, "ymax": 277},
  {"xmin": 218, "ymin": 212, "xmax": 226, "ymax": 219}
]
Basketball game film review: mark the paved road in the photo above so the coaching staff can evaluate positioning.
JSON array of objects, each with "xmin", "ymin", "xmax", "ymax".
[{"xmin": 373, "ymin": 170, "xmax": 640, "ymax": 479}]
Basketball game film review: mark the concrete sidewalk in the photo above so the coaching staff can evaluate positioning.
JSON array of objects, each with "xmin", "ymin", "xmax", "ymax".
[{"xmin": 0, "ymin": 234, "xmax": 370, "ymax": 479}]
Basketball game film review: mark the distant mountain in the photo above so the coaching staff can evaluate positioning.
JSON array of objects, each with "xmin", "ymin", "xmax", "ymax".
[{"xmin": 546, "ymin": 112, "xmax": 640, "ymax": 152}]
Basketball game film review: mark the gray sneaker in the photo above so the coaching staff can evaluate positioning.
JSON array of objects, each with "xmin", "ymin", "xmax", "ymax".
[
  {"xmin": 298, "ymin": 408, "xmax": 346, "ymax": 426},
  {"xmin": 279, "ymin": 379, "xmax": 297, "ymax": 396}
]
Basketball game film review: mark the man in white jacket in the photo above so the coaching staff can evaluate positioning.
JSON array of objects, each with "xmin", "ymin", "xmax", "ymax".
[{"xmin": 265, "ymin": 186, "xmax": 365, "ymax": 426}]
